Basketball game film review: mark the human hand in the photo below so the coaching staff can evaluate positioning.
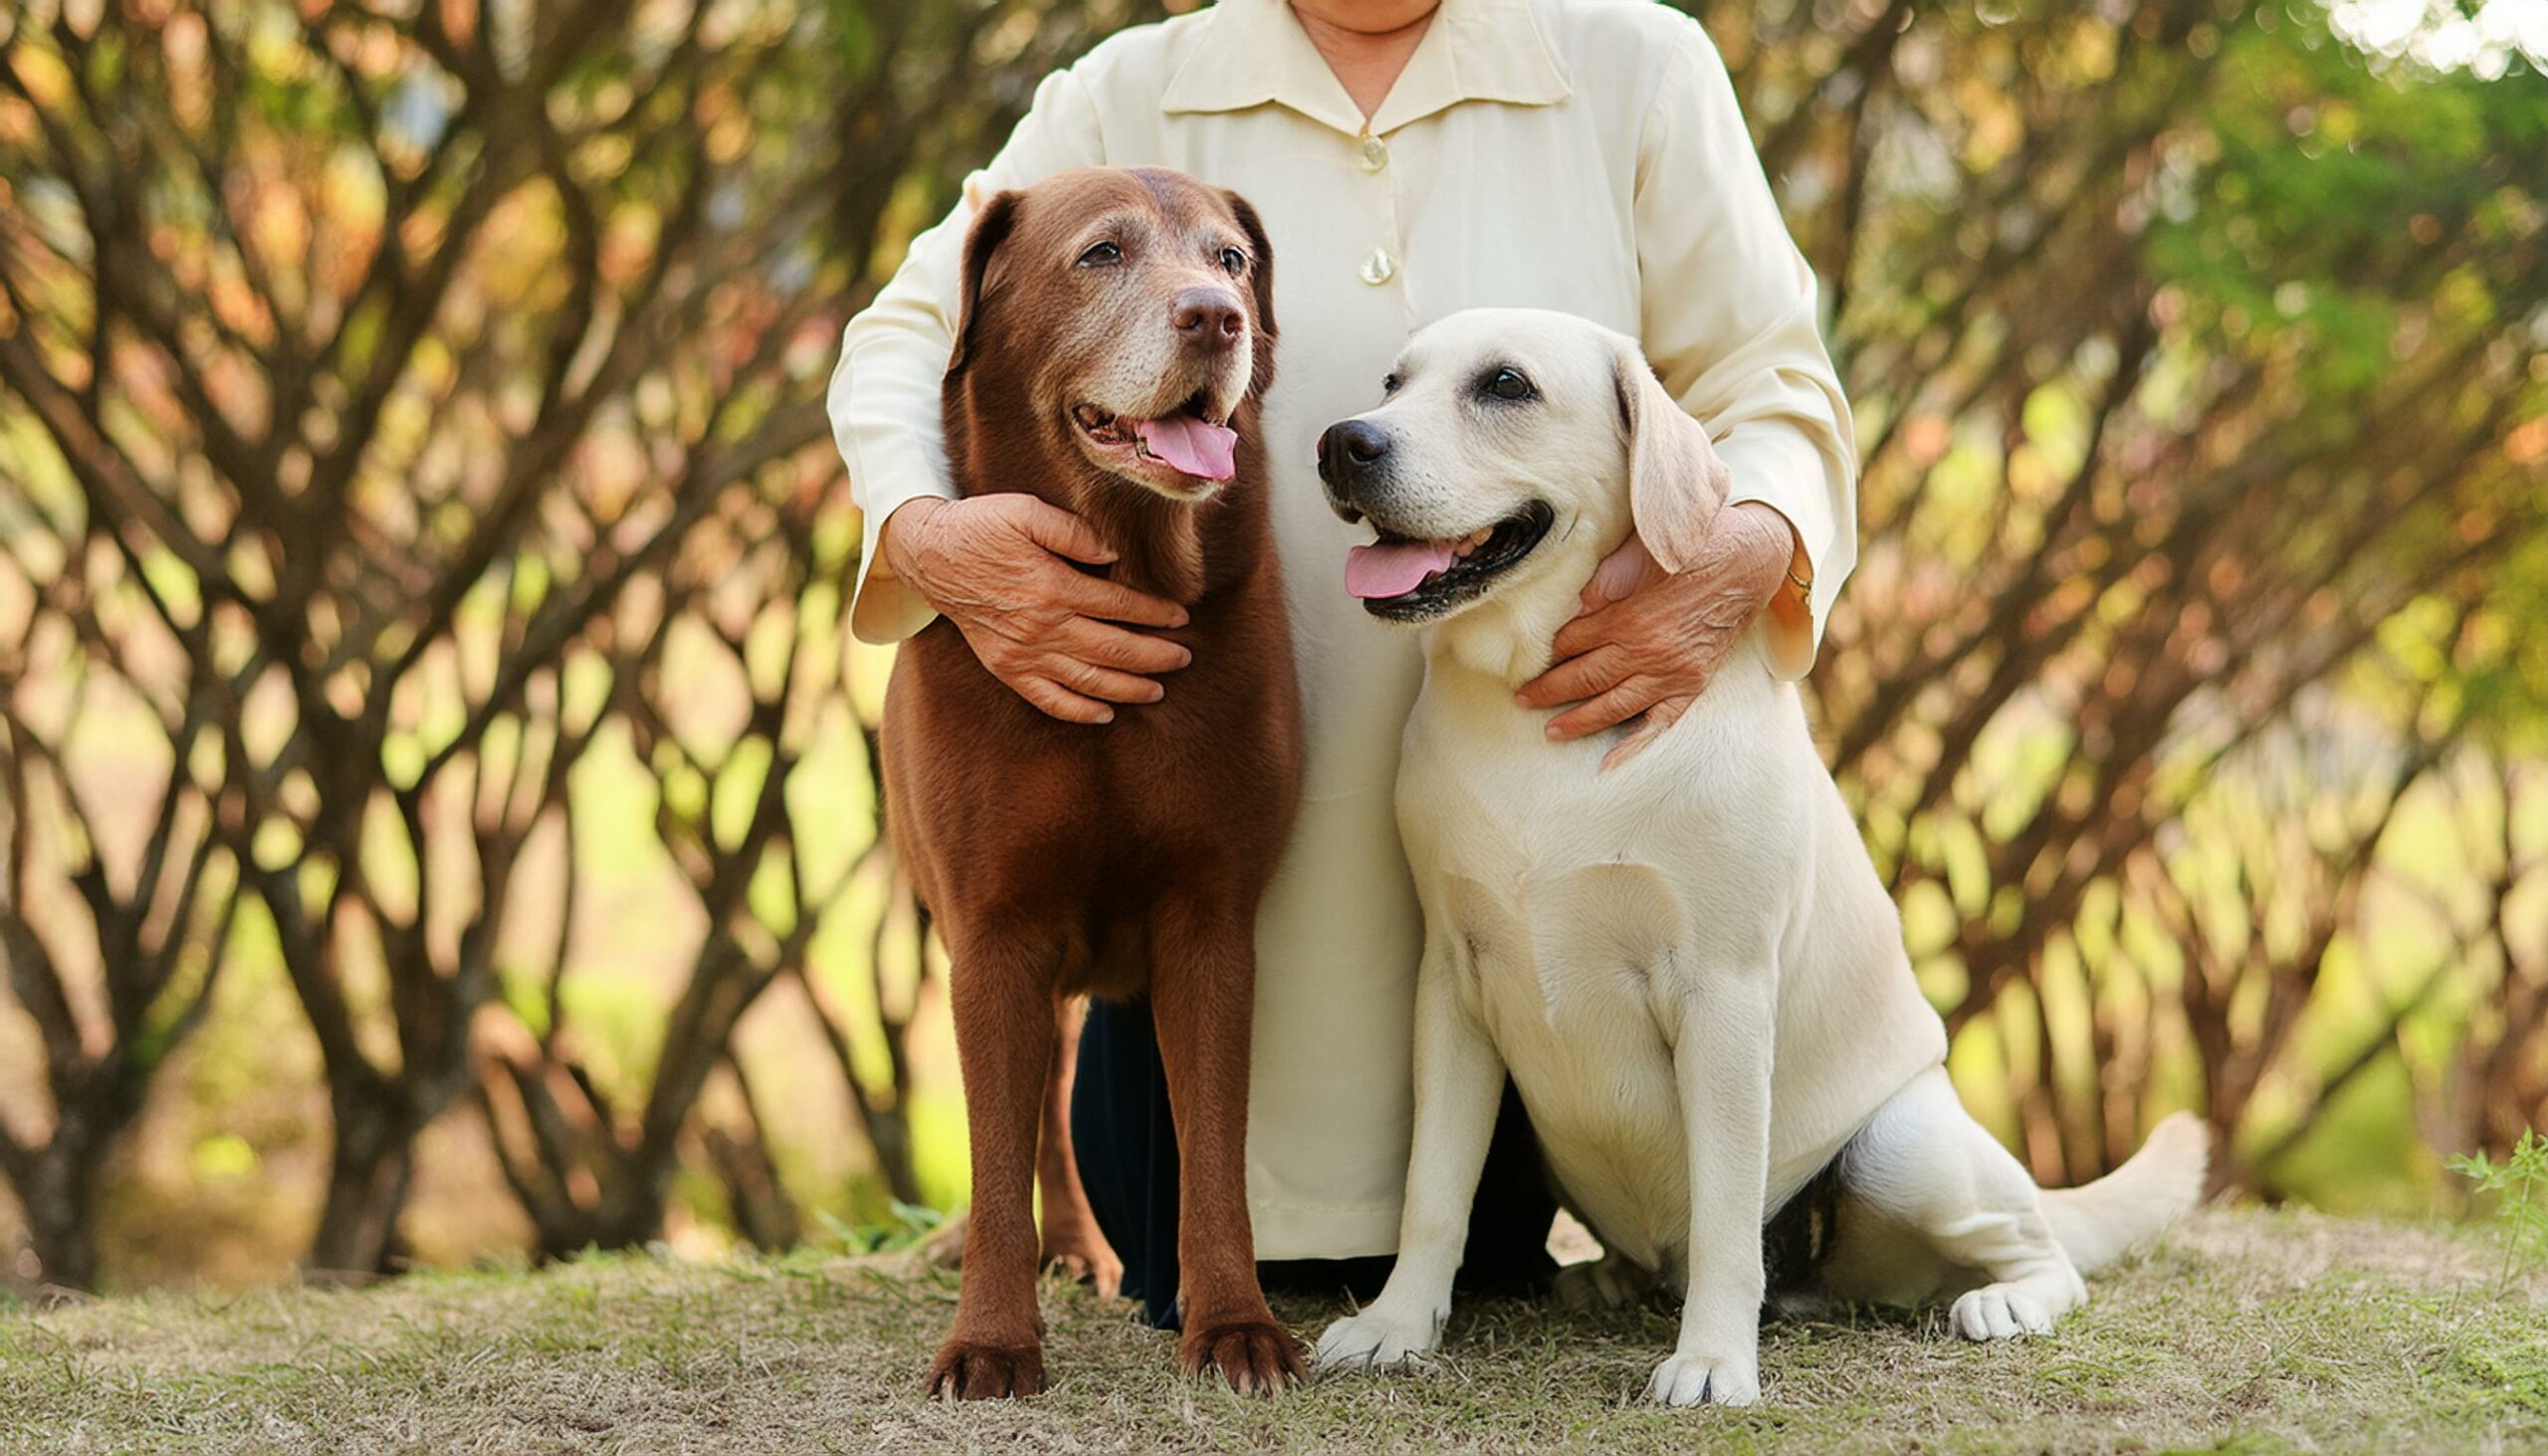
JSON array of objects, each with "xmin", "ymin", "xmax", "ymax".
[
  {"xmin": 1515, "ymin": 501, "xmax": 1796, "ymax": 769},
  {"xmin": 881, "ymin": 495, "xmax": 1191, "ymax": 724}
]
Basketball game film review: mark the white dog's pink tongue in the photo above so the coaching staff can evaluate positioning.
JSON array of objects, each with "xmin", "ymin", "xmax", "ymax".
[
  {"xmin": 1346, "ymin": 539, "xmax": 1454, "ymax": 599},
  {"xmin": 1132, "ymin": 415, "xmax": 1237, "ymax": 481}
]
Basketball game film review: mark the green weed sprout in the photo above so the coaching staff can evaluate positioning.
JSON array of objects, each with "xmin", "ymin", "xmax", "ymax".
[{"xmin": 2448, "ymin": 1130, "xmax": 2548, "ymax": 1294}]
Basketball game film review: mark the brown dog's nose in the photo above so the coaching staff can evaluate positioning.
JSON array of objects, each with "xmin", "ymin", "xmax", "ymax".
[{"xmin": 1172, "ymin": 287, "xmax": 1246, "ymax": 349}]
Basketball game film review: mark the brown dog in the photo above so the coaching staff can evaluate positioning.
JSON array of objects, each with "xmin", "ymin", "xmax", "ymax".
[{"xmin": 881, "ymin": 166, "xmax": 1303, "ymax": 1398}]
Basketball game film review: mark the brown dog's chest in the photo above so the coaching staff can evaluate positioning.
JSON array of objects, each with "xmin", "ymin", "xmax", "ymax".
[{"xmin": 881, "ymin": 566, "xmax": 1298, "ymax": 997}]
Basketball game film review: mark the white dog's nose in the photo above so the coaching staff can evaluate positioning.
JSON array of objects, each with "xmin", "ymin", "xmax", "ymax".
[{"xmin": 1316, "ymin": 418, "xmax": 1390, "ymax": 510}]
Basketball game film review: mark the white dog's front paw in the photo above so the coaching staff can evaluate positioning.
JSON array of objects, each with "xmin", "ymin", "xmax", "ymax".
[
  {"xmin": 1314, "ymin": 1305, "xmax": 1441, "ymax": 1372},
  {"xmin": 1949, "ymin": 1283, "xmax": 2055, "ymax": 1342},
  {"xmin": 1642, "ymin": 1350, "xmax": 1761, "ymax": 1407}
]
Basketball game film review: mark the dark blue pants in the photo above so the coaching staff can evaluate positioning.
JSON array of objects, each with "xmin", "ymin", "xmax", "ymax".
[{"xmin": 1071, "ymin": 997, "xmax": 1558, "ymax": 1330}]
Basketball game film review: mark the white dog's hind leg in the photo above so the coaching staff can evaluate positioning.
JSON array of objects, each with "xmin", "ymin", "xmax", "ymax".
[
  {"xmin": 1315, "ymin": 952, "xmax": 1506, "ymax": 1372},
  {"xmin": 1836, "ymin": 1067, "xmax": 2086, "ymax": 1342},
  {"xmin": 1646, "ymin": 971, "xmax": 1777, "ymax": 1408}
]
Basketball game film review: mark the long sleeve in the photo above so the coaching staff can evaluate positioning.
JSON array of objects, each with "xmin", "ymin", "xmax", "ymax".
[
  {"xmin": 829, "ymin": 69, "xmax": 1107, "ymax": 644},
  {"xmin": 1632, "ymin": 20, "xmax": 1857, "ymax": 681}
]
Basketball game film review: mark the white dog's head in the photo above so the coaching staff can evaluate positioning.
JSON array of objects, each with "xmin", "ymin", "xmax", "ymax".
[{"xmin": 1316, "ymin": 310, "xmax": 1730, "ymax": 646}]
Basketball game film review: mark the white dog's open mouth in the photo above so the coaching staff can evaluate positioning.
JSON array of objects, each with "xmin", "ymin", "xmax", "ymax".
[{"xmin": 1346, "ymin": 502, "xmax": 1555, "ymax": 621}]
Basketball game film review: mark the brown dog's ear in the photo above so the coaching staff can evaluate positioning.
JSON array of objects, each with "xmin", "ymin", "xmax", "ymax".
[
  {"xmin": 1611, "ymin": 343, "xmax": 1730, "ymax": 573},
  {"xmin": 948, "ymin": 188, "xmax": 1024, "ymax": 375},
  {"xmin": 1223, "ymin": 188, "xmax": 1278, "ymax": 394},
  {"xmin": 1222, "ymin": 190, "xmax": 1277, "ymax": 338}
]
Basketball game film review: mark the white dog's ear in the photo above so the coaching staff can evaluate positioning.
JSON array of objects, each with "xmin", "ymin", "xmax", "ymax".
[{"xmin": 1611, "ymin": 346, "xmax": 1731, "ymax": 573}]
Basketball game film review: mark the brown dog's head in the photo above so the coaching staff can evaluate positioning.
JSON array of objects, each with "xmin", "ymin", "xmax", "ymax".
[{"xmin": 949, "ymin": 167, "xmax": 1277, "ymax": 503}]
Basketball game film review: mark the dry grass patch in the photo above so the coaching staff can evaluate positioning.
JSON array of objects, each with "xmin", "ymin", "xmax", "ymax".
[{"xmin": 2, "ymin": 1208, "xmax": 2543, "ymax": 1454}]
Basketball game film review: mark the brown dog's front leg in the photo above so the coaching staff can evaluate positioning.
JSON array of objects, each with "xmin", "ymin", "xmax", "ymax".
[
  {"xmin": 929, "ymin": 928, "xmax": 1062, "ymax": 1399},
  {"xmin": 1037, "ymin": 996, "xmax": 1124, "ymax": 1298},
  {"xmin": 1149, "ymin": 895, "xmax": 1304, "ymax": 1395}
]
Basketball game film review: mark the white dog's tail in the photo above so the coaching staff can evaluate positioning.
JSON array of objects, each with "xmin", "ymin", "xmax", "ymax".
[{"xmin": 2036, "ymin": 1113, "xmax": 2210, "ymax": 1274}]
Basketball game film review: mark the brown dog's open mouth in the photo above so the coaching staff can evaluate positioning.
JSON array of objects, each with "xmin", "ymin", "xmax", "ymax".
[
  {"xmin": 1072, "ymin": 392, "xmax": 1237, "ymax": 484},
  {"xmin": 1346, "ymin": 502, "xmax": 1556, "ymax": 621}
]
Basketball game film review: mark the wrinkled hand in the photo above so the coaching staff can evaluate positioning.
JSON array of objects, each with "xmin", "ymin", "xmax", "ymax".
[
  {"xmin": 1516, "ymin": 501, "xmax": 1795, "ymax": 770},
  {"xmin": 881, "ymin": 495, "xmax": 1190, "ymax": 725}
]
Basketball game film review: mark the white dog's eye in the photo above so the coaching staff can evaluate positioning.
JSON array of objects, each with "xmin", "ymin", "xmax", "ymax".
[
  {"xmin": 1381, "ymin": 372, "xmax": 1402, "ymax": 395},
  {"xmin": 1483, "ymin": 367, "xmax": 1535, "ymax": 402},
  {"xmin": 1079, "ymin": 241, "xmax": 1123, "ymax": 267}
]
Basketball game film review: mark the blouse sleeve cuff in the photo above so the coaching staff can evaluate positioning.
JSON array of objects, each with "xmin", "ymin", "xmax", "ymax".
[
  {"xmin": 850, "ymin": 480, "xmax": 957, "ymax": 646},
  {"xmin": 1716, "ymin": 430, "xmax": 1848, "ymax": 682}
]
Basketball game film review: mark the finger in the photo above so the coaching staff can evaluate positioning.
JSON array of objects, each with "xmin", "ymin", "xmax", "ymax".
[
  {"xmin": 1010, "ymin": 499, "xmax": 1119, "ymax": 565},
  {"xmin": 1582, "ymin": 537, "xmax": 1653, "ymax": 612},
  {"xmin": 1049, "ymin": 655, "xmax": 1168, "ymax": 705},
  {"xmin": 1544, "ymin": 677, "xmax": 1661, "ymax": 740},
  {"xmin": 1515, "ymin": 643, "xmax": 1629, "ymax": 710},
  {"xmin": 1549, "ymin": 602, "xmax": 1628, "ymax": 663},
  {"xmin": 1600, "ymin": 695, "xmax": 1692, "ymax": 772},
  {"xmin": 1064, "ymin": 619, "xmax": 1192, "ymax": 675},
  {"xmin": 1013, "ymin": 675, "xmax": 1117, "ymax": 726},
  {"xmin": 1056, "ymin": 570, "xmax": 1189, "ymax": 630}
]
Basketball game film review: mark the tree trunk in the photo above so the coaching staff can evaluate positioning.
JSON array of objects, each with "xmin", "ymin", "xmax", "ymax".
[
  {"xmin": 525, "ymin": 1180, "xmax": 669, "ymax": 1263},
  {"xmin": 11, "ymin": 1142, "xmax": 102, "ymax": 1294},
  {"xmin": 868, "ymin": 1101, "xmax": 924, "ymax": 1209},
  {"xmin": 305, "ymin": 1093, "xmax": 415, "ymax": 1281},
  {"xmin": 705, "ymin": 1125, "xmax": 800, "ymax": 1253}
]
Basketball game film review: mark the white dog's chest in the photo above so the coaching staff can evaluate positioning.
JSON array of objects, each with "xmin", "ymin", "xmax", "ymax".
[
  {"xmin": 1435, "ymin": 857, "xmax": 1706, "ymax": 1272},
  {"xmin": 1399, "ymin": 693, "xmax": 1799, "ymax": 1273},
  {"xmin": 1394, "ymin": 658, "xmax": 1951, "ymax": 1277}
]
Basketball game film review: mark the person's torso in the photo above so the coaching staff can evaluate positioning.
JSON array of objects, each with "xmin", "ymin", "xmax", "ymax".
[{"xmin": 1062, "ymin": 0, "xmax": 1692, "ymax": 802}]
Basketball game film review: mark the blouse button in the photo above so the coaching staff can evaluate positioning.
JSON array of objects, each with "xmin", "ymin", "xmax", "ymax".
[
  {"xmin": 1359, "ymin": 247, "xmax": 1397, "ymax": 286},
  {"xmin": 1360, "ymin": 135, "xmax": 1388, "ymax": 172}
]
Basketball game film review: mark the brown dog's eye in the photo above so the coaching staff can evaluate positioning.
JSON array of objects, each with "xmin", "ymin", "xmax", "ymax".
[
  {"xmin": 1219, "ymin": 246, "xmax": 1248, "ymax": 276},
  {"xmin": 1079, "ymin": 241, "xmax": 1122, "ymax": 267}
]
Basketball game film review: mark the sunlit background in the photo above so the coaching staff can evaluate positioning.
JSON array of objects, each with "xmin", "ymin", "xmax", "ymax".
[{"xmin": 1, "ymin": 0, "xmax": 2543, "ymax": 1293}]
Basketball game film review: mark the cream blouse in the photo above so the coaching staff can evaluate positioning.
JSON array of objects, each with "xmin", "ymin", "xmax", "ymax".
[{"xmin": 828, "ymin": 0, "xmax": 1856, "ymax": 1258}]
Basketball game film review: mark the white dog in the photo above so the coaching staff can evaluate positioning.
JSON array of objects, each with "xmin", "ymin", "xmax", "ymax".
[{"xmin": 1309, "ymin": 309, "xmax": 2207, "ymax": 1407}]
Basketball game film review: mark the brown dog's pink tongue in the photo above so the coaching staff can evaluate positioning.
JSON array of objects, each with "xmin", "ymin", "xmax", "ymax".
[
  {"xmin": 1346, "ymin": 539, "xmax": 1455, "ymax": 599},
  {"xmin": 1132, "ymin": 415, "xmax": 1237, "ymax": 481}
]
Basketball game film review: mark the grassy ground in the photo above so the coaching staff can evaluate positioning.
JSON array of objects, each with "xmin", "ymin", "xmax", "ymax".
[{"xmin": 1, "ymin": 1208, "xmax": 2542, "ymax": 1455}]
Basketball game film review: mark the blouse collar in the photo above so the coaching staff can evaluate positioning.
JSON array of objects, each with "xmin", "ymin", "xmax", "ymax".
[{"xmin": 1162, "ymin": 0, "xmax": 1573, "ymax": 139}]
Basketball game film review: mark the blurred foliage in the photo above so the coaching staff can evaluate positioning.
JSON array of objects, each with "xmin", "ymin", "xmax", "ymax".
[
  {"xmin": 0, "ymin": 0, "xmax": 2542, "ymax": 1291},
  {"xmin": 0, "ymin": 0, "xmax": 1154, "ymax": 1288},
  {"xmin": 1710, "ymin": 0, "xmax": 2547, "ymax": 1196}
]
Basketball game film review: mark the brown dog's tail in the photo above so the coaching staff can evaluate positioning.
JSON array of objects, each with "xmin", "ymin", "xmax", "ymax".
[{"xmin": 2036, "ymin": 1113, "xmax": 2209, "ymax": 1274}]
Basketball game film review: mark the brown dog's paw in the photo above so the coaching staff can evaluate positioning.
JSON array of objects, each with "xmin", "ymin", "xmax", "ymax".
[
  {"xmin": 925, "ymin": 1339, "xmax": 1046, "ymax": 1400},
  {"xmin": 1041, "ymin": 1226, "xmax": 1124, "ymax": 1301},
  {"xmin": 1179, "ymin": 1317, "xmax": 1306, "ymax": 1396},
  {"xmin": 1043, "ymin": 1246, "xmax": 1125, "ymax": 1301}
]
